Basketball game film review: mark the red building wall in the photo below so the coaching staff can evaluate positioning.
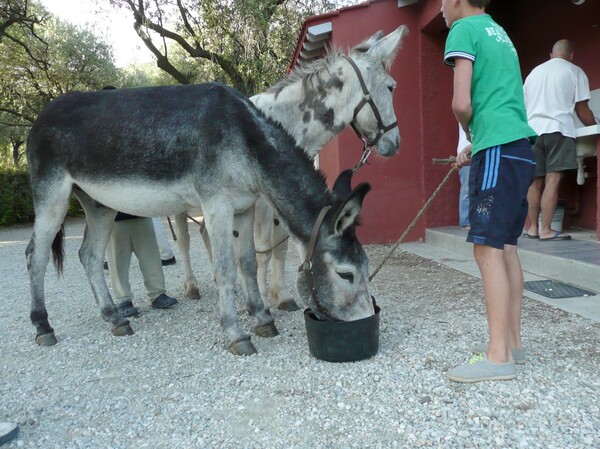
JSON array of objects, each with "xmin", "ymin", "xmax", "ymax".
[
  {"xmin": 315, "ymin": 1, "xmax": 427, "ymax": 244},
  {"xmin": 299, "ymin": 0, "xmax": 600, "ymax": 243}
]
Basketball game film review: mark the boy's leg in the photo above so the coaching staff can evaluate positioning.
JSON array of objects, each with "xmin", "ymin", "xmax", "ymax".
[
  {"xmin": 503, "ymin": 244, "xmax": 524, "ymax": 350},
  {"xmin": 473, "ymin": 244, "xmax": 512, "ymax": 364}
]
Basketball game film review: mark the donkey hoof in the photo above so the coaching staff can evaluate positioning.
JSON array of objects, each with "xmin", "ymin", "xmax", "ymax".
[
  {"xmin": 254, "ymin": 323, "xmax": 279, "ymax": 338},
  {"xmin": 35, "ymin": 332, "xmax": 58, "ymax": 346},
  {"xmin": 112, "ymin": 322, "xmax": 134, "ymax": 337},
  {"xmin": 277, "ymin": 300, "xmax": 300, "ymax": 312},
  {"xmin": 229, "ymin": 339, "xmax": 258, "ymax": 356},
  {"xmin": 186, "ymin": 287, "xmax": 201, "ymax": 300}
]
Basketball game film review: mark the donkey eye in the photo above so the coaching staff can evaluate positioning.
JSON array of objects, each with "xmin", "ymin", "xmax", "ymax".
[
  {"xmin": 337, "ymin": 272, "xmax": 354, "ymax": 283},
  {"xmin": 387, "ymin": 86, "xmax": 394, "ymax": 93}
]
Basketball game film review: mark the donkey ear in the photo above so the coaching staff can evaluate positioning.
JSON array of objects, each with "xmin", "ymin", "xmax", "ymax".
[
  {"xmin": 350, "ymin": 30, "xmax": 385, "ymax": 54},
  {"xmin": 365, "ymin": 25, "xmax": 409, "ymax": 70},
  {"xmin": 329, "ymin": 183, "xmax": 371, "ymax": 236},
  {"xmin": 331, "ymin": 169, "xmax": 354, "ymax": 199}
]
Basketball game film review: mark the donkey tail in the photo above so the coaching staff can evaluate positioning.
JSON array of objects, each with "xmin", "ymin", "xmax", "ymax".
[{"xmin": 51, "ymin": 225, "xmax": 65, "ymax": 276}]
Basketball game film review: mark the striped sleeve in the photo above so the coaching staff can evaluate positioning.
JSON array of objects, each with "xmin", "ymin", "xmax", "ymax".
[
  {"xmin": 444, "ymin": 20, "xmax": 476, "ymax": 67},
  {"xmin": 444, "ymin": 51, "xmax": 475, "ymax": 67}
]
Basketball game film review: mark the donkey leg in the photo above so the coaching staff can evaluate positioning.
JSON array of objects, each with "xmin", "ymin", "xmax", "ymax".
[
  {"xmin": 174, "ymin": 213, "xmax": 201, "ymax": 299},
  {"xmin": 270, "ymin": 214, "xmax": 299, "ymax": 311},
  {"xmin": 234, "ymin": 207, "xmax": 278, "ymax": 338},
  {"xmin": 26, "ymin": 180, "xmax": 73, "ymax": 346},
  {"xmin": 203, "ymin": 205, "xmax": 256, "ymax": 355},
  {"xmin": 74, "ymin": 190, "xmax": 133, "ymax": 336},
  {"xmin": 254, "ymin": 196, "xmax": 274, "ymax": 308}
]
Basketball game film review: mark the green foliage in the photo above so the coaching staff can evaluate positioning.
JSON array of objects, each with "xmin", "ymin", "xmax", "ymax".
[
  {"xmin": 0, "ymin": 166, "xmax": 84, "ymax": 226},
  {"xmin": 0, "ymin": 166, "xmax": 33, "ymax": 226},
  {"xmin": 42, "ymin": 19, "xmax": 120, "ymax": 92},
  {"xmin": 111, "ymin": 0, "xmax": 354, "ymax": 94},
  {"xmin": 0, "ymin": 4, "xmax": 121, "ymax": 167}
]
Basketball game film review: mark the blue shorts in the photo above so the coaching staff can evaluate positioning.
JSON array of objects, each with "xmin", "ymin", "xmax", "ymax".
[{"xmin": 467, "ymin": 139, "xmax": 536, "ymax": 249}]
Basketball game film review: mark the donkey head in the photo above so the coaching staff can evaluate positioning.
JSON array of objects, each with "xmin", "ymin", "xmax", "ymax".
[
  {"xmin": 345, "ymin": 25, "xmax": 409, "ymax": 157},
  {"xmin": 296, "ymin": 170, "xmax": 373, "ymax": 322}
]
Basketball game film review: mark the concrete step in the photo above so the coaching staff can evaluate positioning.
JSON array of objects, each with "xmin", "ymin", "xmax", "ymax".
[
  {"xmin": 425, "ymin": 227, "xmax": 600, "ymax": 293},
  {"xmin": 396, "ymin": 227, "xmax": 600, "ymax": 322}
]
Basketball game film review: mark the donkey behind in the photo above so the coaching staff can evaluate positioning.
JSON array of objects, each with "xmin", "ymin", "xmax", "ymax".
[
  {"xmin": 25, "ymin": 76, "xmax": 392, "ymax": 354},
  {"xmin": 173, "ymin": 26, "xmax": 409, "ymax": 310}
]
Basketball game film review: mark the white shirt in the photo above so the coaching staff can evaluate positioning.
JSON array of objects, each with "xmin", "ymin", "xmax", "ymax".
[
  {"xmin": 523, "ymin": 58, "xmax": 591, "ymax": 138},
  {"xmin": 456, "ymin": 125, "xmax": 470, "ymax": 155}
]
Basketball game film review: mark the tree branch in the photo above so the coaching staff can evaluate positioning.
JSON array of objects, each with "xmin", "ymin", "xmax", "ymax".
[
  {"xmin": 4, "ymin": 31, "xmax": 48, "ymax": 69},
  {"xmin": 123, "ymin": 0, "xmax": 251, "ymax": 92}
]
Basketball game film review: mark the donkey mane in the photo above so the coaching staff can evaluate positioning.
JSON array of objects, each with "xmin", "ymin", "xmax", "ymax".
[
  {"xmin": 249, "ymin": 103, "xmax": 333, "ymax": 240},
  {"xmin": 268, "ymin": 44, "xmax": 369, "ymax": 98}
]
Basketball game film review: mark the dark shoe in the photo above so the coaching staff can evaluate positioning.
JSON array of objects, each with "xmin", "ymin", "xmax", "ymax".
[
  {"xmin": 103, "ymin": 261, "xmax": 109, "ymax": 270},
  {"xmin": 151, "ymin": 293, "xmax": 178, "ymax": 309},
  {"xmin": 117, "ymin": 301, "xmax": 139, "ymax": 318},
  {"xmin": 161, "ymin": 256, "xmax": 177, "ymax": 266}
]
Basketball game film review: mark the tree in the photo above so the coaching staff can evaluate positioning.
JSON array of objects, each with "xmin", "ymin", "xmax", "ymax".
[
  {"xmin": 109, "ymin": 0, "xmax": 354, "ymax": 95},
  {"xmin": 0, "ymin": 7, "xmax": 120, "ymax": 166},
  {"xmin": 0, "ymin": 0, "xmax": 48, "ymax": 65}
]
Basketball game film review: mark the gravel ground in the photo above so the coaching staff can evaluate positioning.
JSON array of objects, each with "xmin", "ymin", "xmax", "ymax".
[{"xmin": 1, "ymin": 218, "xmax": 599, "ymax": 449}]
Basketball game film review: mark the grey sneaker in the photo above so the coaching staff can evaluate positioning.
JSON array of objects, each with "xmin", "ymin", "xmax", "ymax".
[
  {"xmin": 447, "ymin": 353, "xmax": 516, "ymax": 383},
  {"xmin": 472, "ymin": 342, "xmax": 527, "ymax": 365}
]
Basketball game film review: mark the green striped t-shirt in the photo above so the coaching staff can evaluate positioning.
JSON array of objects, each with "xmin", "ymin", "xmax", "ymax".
[{"xmin": 444, "ymin": 14, "xmax": 536, "ymax": 156}]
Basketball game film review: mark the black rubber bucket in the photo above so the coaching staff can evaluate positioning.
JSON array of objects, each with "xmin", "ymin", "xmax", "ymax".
[{"xmin": 304, "ymin": 299, "xmax": 380, "ymax": 363}]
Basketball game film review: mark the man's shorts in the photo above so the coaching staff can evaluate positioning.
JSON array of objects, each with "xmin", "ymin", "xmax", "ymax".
[
  {"xmin": 467, "ymin": 139, "xmax": 536, "ymax": 249},
  {"xmin": 532, "ymin": 132, "xmax": 577, "ymax": 177}
]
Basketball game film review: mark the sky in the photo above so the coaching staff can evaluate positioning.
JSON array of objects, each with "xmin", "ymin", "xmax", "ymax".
[{"xmin": 39, "ymin": 0, "xmax": 154, "ymax": 67}]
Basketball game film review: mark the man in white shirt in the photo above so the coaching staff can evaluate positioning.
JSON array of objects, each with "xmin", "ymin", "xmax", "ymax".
[{"xmin": 523, "ymin": 39, "xmax": 596, "ymax": 241}]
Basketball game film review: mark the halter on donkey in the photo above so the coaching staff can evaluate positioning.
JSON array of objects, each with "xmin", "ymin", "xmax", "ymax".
[
  {"xmin": 25, "ymin": 29, "xmax": 404, "ymax": 355},
  {"xmin": 172, "ymin": 26, "xmax": 409, "ymax": 311}
]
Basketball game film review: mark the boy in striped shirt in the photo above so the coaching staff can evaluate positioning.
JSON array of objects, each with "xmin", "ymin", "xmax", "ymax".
[{"xmin": 441, "ymin": 0, "xmax": 536, "ymax": 382}]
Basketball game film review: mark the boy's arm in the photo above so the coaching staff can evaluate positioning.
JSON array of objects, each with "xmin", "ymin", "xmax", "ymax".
[{"xmin": 452, "ymin": 58, "xmax": 473, "ymax": 140}]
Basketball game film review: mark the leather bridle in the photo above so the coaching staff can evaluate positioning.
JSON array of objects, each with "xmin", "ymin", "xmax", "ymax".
[
  {"xmin": 343, "ymin": 55, "xmax": 398, "ymax": 150},
  {"xmin": 297, "ymin": 205, "xmax": 343, "ymax": 322}
]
